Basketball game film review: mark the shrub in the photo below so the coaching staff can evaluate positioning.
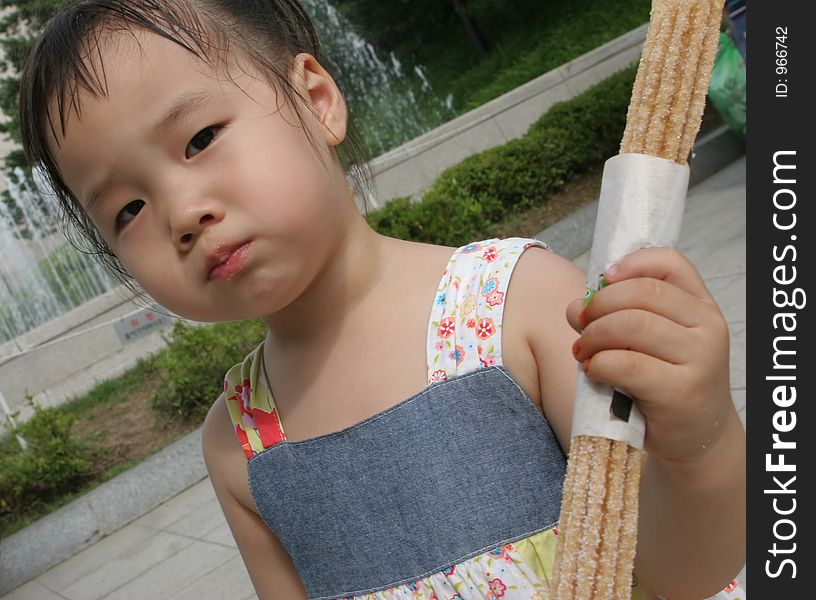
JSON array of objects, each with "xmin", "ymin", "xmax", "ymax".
[
  {"xmin": 151, "ymin": 319, "xmax": 267, "ymax": 419},
  {"xmin": 0, "ymin": 401, "xmax": 94, "ymax": 521},
  {"xmin": 367, "ymin": 65, "xmax": 637, "ymax": 245}
]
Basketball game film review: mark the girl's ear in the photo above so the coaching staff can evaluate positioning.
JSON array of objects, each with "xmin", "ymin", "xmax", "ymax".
[{"xmin": 290, "ymin": 53, "xmax": 347, "ymax": 147}]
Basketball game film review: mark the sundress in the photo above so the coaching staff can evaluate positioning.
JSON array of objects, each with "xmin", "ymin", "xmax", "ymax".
[{"xmin": 223, "ymin": 238, "xmax": 746, "ymax": 600}]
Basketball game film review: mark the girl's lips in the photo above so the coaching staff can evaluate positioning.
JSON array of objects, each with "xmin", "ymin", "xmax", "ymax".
[{"xmin": 208, "ymin": 242, "xmax": 252, "ymax": 280}]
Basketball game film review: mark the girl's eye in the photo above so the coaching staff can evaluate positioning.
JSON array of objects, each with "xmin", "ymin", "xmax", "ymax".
[
  {"xmin": 115, "ymin": 199, "xmax": 145, "ymax": 230},
  {"xmin": 186, "ymin": 125, "xmax": 221, "ymax": 158}
]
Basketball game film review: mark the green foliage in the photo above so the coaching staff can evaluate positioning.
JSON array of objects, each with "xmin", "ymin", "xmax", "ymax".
[
  {"xmin": 367, "ymin": 65, "xmax": 637, "ymax": 246},
  {"xmin": 448, "ymin": 0, "xmax": 650, "ymax": 113},
  {"xmin": 0, "ymin": 0, "xmax": 71, "ymax": 170},
  {"xmin": 0, "ymin": 400, "xmax": 94, "ymax": 522},
  {"xmin": 151, "ymin": 319, "xmax": 267, "ymax": 419},
  {"xmin": 0, "ymin": 356, "xmax": 162, "ymax": 537},
  {"xmin": 61, "ymin": 356, "xmax": 159, "ymax": 418},
  {"xmin": 334, "ymin": 0, "xmax": 461, "ymax": 61},
  {"xmin": 335, "ymin": 0, "xmax": 650, "ymax": 114}
]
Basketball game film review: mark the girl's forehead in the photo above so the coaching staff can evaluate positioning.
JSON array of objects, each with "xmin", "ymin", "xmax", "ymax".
[
  {"xmin": 97, "ymin": 27, "xmax": 223, "ymax": 84},
  {"xmin": 52, "ymin": 27, "xmax": 256, "ymax": 143},
  {"xmin": 49, "ymin": 28, "xmax": 278, "ymax": 190}
]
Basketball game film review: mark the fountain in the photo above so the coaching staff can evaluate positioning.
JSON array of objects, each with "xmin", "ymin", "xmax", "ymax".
[
  {"xmin": 301, "ymin": 0, "xmax": 454, "ymax": 156},
  {"xmin": 0, "ymin": 169, "xmax": 119, "ymax": 345}
]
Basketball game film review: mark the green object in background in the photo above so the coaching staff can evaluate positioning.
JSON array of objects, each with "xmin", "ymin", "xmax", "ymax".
[{"xmin": 708, "ymin": 31, "xmax": 746, "ymax": 141}]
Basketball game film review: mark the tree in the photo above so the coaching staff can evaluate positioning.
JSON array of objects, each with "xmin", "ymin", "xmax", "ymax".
[
  {"xmin": 333, "ymin": 0, "xmax": 492, "ymax": 63},
  {"xmin": 0, "ymin": 1, "xmax": 70, "ymax": 236},
  {"xmin": 449, "ymin": 0, "xmax": 490, "ymax": 58},
  {"xmin": 0, "ymin": 0, "xmax": 71, "ymax": 173}
]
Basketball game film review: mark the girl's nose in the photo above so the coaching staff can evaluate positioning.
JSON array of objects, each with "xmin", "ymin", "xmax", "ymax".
[{"xmin": 171, "ymin": 204, "xmax": 223, "ymax": 251}]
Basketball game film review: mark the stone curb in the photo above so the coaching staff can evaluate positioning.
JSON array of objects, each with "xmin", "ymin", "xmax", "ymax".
[{"xmin": 0, "ymin": 429, "xmax": 207, "ymax": 595}]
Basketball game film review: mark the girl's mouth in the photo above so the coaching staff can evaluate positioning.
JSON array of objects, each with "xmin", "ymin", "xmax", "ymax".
[{"xmin": 208, "ymin": 242, "xmax": 252, "ymax": 280}]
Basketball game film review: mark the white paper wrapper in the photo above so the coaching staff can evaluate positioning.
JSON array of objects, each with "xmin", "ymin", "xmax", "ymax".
[{"xmin": 571, "ymin": 153, "xmax": 690, "ymax": 448}]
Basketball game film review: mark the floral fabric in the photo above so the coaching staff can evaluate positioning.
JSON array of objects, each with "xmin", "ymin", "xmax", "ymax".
[
  {"xmin": 426, "ymin": 238, "xmax": 548, "ymax": 384},
  {"xmin": 224, "ymin": 342, "xmax": 283, "ymax": 459},
  {"xmin": 347, "ymin": 529, "xmax": 564, "ymax": 600}
]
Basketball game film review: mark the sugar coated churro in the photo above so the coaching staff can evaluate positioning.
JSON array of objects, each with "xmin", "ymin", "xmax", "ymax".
[
  {"xmin": 621, "ymin": 0, "xmax": 723, "ymax": 163},
  {"xmin": 551, "ymin": 2, "xmax": 723, "ymax": 598}
]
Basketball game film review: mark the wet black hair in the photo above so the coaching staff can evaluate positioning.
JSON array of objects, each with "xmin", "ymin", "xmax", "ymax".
[{"xmin": 18, "ymin": 0, "xmax": 372, "ymax": 287}]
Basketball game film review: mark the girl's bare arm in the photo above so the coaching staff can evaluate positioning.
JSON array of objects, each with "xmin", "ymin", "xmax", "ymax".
[{"xmin": 202, "ymin": 396, "xmax": 308, "ymax": 600}]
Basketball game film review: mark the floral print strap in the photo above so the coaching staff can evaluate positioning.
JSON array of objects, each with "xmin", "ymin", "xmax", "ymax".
[
  {"xmin": 426, "ymin": 238, "xmax": 550, "ymax": 385},
  {"xmin": 224, "ymin": 342, "xmax": 286, "ymax": 459}
]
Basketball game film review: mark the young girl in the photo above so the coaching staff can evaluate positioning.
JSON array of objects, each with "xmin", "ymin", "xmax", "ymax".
[{"xmin": 18, "ymin": 1, "xmax": 746, "ymax": 598}]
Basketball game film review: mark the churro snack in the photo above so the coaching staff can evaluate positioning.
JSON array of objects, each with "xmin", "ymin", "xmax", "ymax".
[
  {"xmin": 551, "ymin": 1, "xmax": 723, "ymax": 599},
  {"xmin": 621, "ymin": 0, "xmax": 723, "ymax": 162}
]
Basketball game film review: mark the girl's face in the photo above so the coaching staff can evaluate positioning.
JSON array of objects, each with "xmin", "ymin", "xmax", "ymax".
[{"xmin": 51, "ymin": 30, "xmax": 351, "ymax": 322}]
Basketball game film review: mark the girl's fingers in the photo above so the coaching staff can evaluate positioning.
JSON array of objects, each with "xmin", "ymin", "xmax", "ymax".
[
  {"xmin": 565, "ymin": 248, "xmax": 724, "ymax": 340},
  {"xmin": 583, "ymin": 276, "xmax": 712, "ymax": 328},
  {"xmin": 581, "ymin": 348, "xmax": 680, "ymax": 410},
  {"xmin": 566, "ymin": 298, "xmax": 585, "ymax": 333},
  {"xmin": 574, "ymin": 309, "xmax": 692, "ymax": 365},
  {"xmin": 604, "ymin": 247, "xmax": 714, "ymax": 302}
]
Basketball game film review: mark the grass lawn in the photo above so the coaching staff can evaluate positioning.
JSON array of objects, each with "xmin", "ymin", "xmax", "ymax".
[{"xmin": 410, "ymin": 0, "xmax": 651, "ymax": 114}]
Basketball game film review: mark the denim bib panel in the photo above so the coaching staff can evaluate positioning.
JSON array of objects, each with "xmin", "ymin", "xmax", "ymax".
[{"xmin": 247, "ymin": 366, "xmax": 566, "ymax": 599}]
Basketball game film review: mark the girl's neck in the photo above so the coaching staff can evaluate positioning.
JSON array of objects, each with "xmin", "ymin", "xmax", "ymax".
[{"xmin": 262, "ymin": 212, "xmax": 388, "ymax": 349}]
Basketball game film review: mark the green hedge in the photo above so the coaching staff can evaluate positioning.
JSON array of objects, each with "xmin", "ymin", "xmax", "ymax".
[
  {"xmin": 0, "ymin": 402, "xmax": 94, "ymax": 522},
  {"xmin": 367, "ymin": 65, "xmax": 636, "ymax": 245},
  {"xmin": 151, "ymin": 319, "xmax": 267, "ymax": 419}
]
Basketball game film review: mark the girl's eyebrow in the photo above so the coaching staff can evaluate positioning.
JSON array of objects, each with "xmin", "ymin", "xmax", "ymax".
[
  {"xmin": 84, "ymin": 173, "xmax": 115, "ymax": 219},
  {"xmin": 151, "ymin": 90, "xmax": 220, "ymax": 138},
  {"xmin": 82, "ymin": 90, "xmax": 221, "ymax": 215}
]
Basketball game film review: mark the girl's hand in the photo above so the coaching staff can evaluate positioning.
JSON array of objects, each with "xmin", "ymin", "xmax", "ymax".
[{"xmin": 566, "ymin": 247, "xmax": 735, "ymax": 466}]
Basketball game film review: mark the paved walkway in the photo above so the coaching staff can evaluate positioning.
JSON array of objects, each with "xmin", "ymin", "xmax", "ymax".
[{"xmin": 2, "ymin": 157, "xmax": 746, "ymax": 600}]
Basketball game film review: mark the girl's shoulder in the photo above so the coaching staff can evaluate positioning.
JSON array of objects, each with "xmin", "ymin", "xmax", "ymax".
[
  {"xmin": 214, "ymin": 237, "xmax": 585, "ymax": 455},
  {"xmin": 497, "ymin": 238, "xmax": 587, "ymax": 450},
  {"xmin": 435, "ymin": 236, "xmax": 584, "ymax": 341},
  {"xmin": 426, "ymin": 237, "xmax": 554, "ymax": 380},
  {"xmin": 427, "ymin": 237, "xmax": 583, "ymax": 392}
]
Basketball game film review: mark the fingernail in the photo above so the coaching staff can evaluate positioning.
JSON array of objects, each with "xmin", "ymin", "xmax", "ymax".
[
  {"xmin": 582, "ymin": 359, "xmax": 590, "ymax": 374},
  {"xmin": 572, "ymin": 339, "xmax": 581, "ymax": 358},
  {"xmin": 579, "ymin": 310, "xmax": 589, "ymax": 329},
  {"xmin": 605, "ymin": 264, "xmax": 619, "ymax": 280}
]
